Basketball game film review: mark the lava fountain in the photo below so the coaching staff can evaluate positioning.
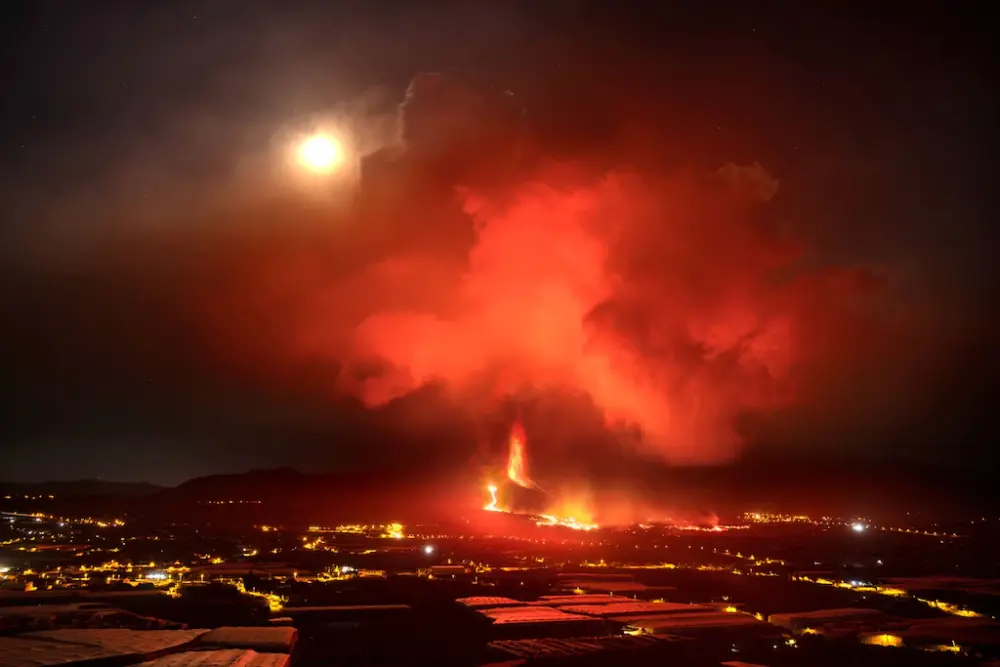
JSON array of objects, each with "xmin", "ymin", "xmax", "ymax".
[
  {"xmin": 482, "ymin": 422, "xmax": 598, "ymax": 531},
  {"xmin": 506, "ymin": 421, "xmax": 535, "ymax": 489}
]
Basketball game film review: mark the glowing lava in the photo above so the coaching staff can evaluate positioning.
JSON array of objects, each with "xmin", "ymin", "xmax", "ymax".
[
  {"xmin": 485, "ymin": 484, "xmax": 500, "ymax": 512},
  {"xmin": 535, "ymin": 513, "xmax": 599, "ymax": 531},
  {"xmin": 482, "ymin": 423, "xmax": 598, "ymax": 531},
  {"xmin": 506, "ymin": 421, "xmax": 534, "ymax": 488}
]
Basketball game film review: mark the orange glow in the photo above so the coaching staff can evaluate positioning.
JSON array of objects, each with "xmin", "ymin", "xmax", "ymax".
[
  {"xmin": 534, "ymin": 513, "xmax": 599, "ymax": 531},
  {"xmin": 483, "ymin": 484, "xmax": 600, "ymax": 531},
  {"xmin": 506, "ymin": 422, "xmax": 534, "ymax": 488},
  {"xmin": 484, "ymin": 484, "xmax": 500, "ymax": 512},
  {"xmin": 481, "ymin": 481, "xmax": 598, "ymax": 532},
  {"xmin": 202, "ymin": 143, "xmax": 917, "ymax": 480},
  {"xmin": 481, "ymin": 421, "xmax": 598, "ymax": 531},
  {"xmin": 863, "ymin": 633, "xmax": 903, "ymax": 648}
]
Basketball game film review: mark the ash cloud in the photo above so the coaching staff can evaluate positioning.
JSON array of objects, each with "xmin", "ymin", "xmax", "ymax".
[
  {"xmin": 205, "ymin": 71, "xmax": 911, "ymax": 470},
  {"xmin": 3, "ymin": 4, "xmax": 991, "ymax": 490},
  {"xmin": 326, "ymin": 159, "xmax": 896, "ymax": 466}
]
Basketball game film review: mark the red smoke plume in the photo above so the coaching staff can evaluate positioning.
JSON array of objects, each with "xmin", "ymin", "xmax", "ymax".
[
  {"xmin": 332, "ymin": 161, "xmax": 884, "ymax": 465},
  {"xmin": 204, "ymin": 158, "xmax": 901, "ymax": 468}
]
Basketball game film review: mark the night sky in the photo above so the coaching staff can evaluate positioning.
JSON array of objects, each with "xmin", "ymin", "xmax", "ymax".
[{"xmin": 1, "ymin": 1, "xmax": 994, "ymax": 486}]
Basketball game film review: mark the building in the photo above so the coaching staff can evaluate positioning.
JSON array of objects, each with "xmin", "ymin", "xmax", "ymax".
[
  {"xmin": 768, "ymin": 608, "xmax": 886, "ymax": 633},
  {"xmin": 554, "ymin": 573, "xmax": 676, "ymax": 598},
  {"xmin": 560, "ymin": 602, "xmax": 717, "ymax": 619},
  {"xmin": 456, "ymin": 596, "xmax": 523, "ymax": 610},
  {"xmin": 427, "ymin": 564, "xmax": 468, "ymax": 579},
  {"xmin": 478, "ymin": 606, "xmax": 609, "ymax": 640},
  {"xmin": 531, "ymin": 594, "xmax": 629, "ymax": 607},
  {"xmin": 621, "ymin": 612, "xmax": 779, "ymax": 640}
]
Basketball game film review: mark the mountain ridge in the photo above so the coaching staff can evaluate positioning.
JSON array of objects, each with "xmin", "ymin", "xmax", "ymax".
[
  {"xmin": 0, "ymin": 479, "xmax": 165, "ymax": 498},
  {"xmin": 4, "ymin": 456, "xmax": 996, "ymax": 521}
]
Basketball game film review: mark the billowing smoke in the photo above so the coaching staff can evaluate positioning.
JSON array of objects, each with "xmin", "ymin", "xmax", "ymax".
[
  {"xmin": 329, "ymin": 157, "xmax": 888, "ymax": 466},
  {"xmin": 203, "ymin": 74, "xmax": 906, "ymax": 471}
]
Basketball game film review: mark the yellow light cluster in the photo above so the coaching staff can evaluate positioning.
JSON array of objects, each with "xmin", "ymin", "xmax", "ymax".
[
  {"xmin": 200, "ymin": 500, "xmax": 262, "ymax": 505},
  {"xmin": 792, "ymin": 576, "xmax": 983, "ymax": 617},
  {"xmin": 3, "ymin": 511, "xmax": 125, "ymax": 527},
  {"xmin": 915, "ymin": 598, "xmax": 982, "ymax": 618},
  {"xmin": 863, "ymin": 633, "xmax": 904, "ymax": 648},
  {"xmin": 742, "ymin": 512, "xmax": 962, "ymax": 538},
  {"xmin": 380, "ymin": 523, "xmax": 407, "ymax": 539},
  {"xmin": 718, "ymin": 549, "xmax": 788, "ymax": 567},
  {"xmin": 306, "ymin": 523, "xmax": 409, "ymax": 539}
]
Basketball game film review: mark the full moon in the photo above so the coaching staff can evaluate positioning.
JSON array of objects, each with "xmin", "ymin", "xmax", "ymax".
[{"xmin": 297, "ymin": 135, "xmax": 343, "ymax": 172}]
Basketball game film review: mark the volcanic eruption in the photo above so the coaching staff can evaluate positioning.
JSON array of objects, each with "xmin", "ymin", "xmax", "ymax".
[
  {"xmin": 199, "ymin": 73, "xmax": 912, "ymax": 521},
  {"xmin": 484, "ymin": 421, "xmax": 598, "ymax": 531},
  {"xmin": 506, "ymin": 421, "xmax": 534, "ymax": 489}
]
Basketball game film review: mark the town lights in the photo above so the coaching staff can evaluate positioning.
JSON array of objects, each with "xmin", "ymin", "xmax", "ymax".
[{"xmin": 852, "ymin": 522, "xmax": 867, "ymax": 533}]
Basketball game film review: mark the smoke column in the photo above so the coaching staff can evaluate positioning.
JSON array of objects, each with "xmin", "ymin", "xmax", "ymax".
[
  {"xmin": 203, "ymin": 80, "xmax": 908, "ymax": 471},
  {"xmin": 328, "ymin": 158, "xmax": 892, "ymax": 466}
]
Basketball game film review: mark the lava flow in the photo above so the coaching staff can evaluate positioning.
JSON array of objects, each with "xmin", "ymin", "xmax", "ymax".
[
  {"xmin": 483, "ymin": 422, "xmax": 598, "ymax": 531},
  {"xmin": 485, "ymin": 483, "xmax": 500, "ymax": 512},
  {"xmin": 534, "ymin": 513, "xmax": 599, "ymax": 531}
]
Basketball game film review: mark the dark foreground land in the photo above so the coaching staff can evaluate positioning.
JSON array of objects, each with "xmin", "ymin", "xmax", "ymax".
[{"xmin": 3, "ymin": 502, "xmax": 1000, "ymax": 665}]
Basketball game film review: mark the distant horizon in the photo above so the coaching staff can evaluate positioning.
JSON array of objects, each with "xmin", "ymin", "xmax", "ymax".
[
  {"xmin": 0, "ymin": 449, "xmax": 989, "ymax": 488},
  {"xmin": 3, "ymin": 454, "xmax": 999, "ymax": 523}
]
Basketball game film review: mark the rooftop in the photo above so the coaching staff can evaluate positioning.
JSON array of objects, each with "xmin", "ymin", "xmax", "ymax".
[
  {"xmin": 560, "ymin": 602, "xmax": 715, "ymax": 618},
  {"xmin": 479, "ymin": 607, "xmax": 602, "ymax": 625},
  {"xmin": 0, "ymin": 629, "xmax": 208, "ymax": 667},
  {"xmin": 905, "ymin": 617, "xmax": 1000, "ymax": 646},
  {"xmin": 488, "ymin": 634, "xmax": 676, "ymax": 660},
  {"xmin": 532, "ymin": 594, "xmax": 628, "ymax": 606},
  {"xmin": 281, "ymin": 604, "xmax": 411, "ymax": 614},
  {"xmin": 884, "ymin": 576, "xmax": 1000, "ymax": 595},
  {"xmin": 768, "ymin": 607, "xmax": 885, "ymax": 622},
  {"xmin": 623, "ymin": 612, "xmax": 763, "ymax": 627},
  {"xmin": 456, "ymin": 596, "xmax": 523, "ymax": 608},
  {"xmin": 623, "ymin": 612, "xmax": 776, "ymax": 634},
  {"xmin": 562, "ymin": 581, "xmax": 675, "ymax": 593}
]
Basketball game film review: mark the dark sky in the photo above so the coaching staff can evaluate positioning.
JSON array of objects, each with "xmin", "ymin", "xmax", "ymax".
[{"xmin": 0, "ymin": 0, "xmax": 994, "ymax": 486}]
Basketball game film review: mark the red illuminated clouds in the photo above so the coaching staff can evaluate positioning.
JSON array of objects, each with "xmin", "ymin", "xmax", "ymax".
[
  {"xmin": 216, "ymin": 160, "xmax": 894, "ymax": 467},
  {"xmin": 345, "ymin": 163, "xmax": 862, "ymax": 464}
]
